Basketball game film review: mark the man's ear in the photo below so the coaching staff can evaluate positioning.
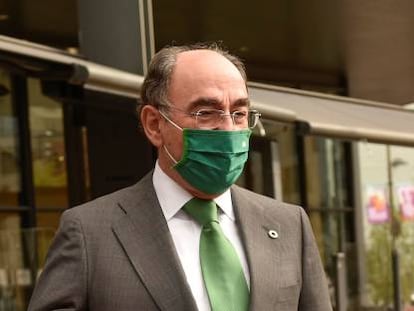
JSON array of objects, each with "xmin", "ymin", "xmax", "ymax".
[{"xmin": 140, "ymin": 105, "xmax": 163, "ymax": 148}]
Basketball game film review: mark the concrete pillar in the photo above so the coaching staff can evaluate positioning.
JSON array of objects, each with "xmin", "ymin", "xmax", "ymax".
[{"xmin": 77, "ymin": 0, "xmax": 154, "ymax": 75}]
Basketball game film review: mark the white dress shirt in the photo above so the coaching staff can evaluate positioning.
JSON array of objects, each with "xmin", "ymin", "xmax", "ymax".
[{"xmin": 153, "ymin": 162, "xmax": 250, "ymax": 311}]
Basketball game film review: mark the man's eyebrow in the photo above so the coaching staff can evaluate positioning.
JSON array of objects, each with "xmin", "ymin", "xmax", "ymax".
[
  {"xmin": 188, "ymin": 97, "xmax": 221, "ymax": 110},
  {"xmin": 188, "ymin": 97, "xmax": 250, "ymax": 110},
  {"xmin": 233, "ymin": 98, "xmax": 250, "ymax": 108}
]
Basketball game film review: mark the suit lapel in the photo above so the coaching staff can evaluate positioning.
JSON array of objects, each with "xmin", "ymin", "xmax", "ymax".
[
  {"xmin": 112, "ymin": 173, "xmax": 197, "ymax": 311},
  {"xmin": 231, "ymin": 186, "xmax": 282, "ymax": 310}
]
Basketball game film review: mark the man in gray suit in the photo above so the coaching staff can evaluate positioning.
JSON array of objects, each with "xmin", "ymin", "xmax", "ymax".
[{"xmin": 28, "ymin": 43, "xmax": 332, "ymax": 311}]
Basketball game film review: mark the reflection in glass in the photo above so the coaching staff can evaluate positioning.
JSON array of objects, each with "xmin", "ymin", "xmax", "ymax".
[
  {"xmin": 237, "ymin": 119, "xmax": 299, "ymax": 203},
  {"xmin": 0, "ymin": 70, "xmax": 19, "ymax": 208},
  {"xmin": 28, "ymin": 78, "xmax": 68, "ymax": 217},
  {"xmin": 304, "ymin": 137, "xmax": 355, "ymax": 309},
  {"xmin": 0, "ymin": 75, "xmax": 66, "ymax": 310},
  {"xmin": 0, "ymin": 226, "xmax": 55, "ymax": 311},
  {"xmin": 357, "ymin": 143, "xmax": 414, "ymax": 309}
]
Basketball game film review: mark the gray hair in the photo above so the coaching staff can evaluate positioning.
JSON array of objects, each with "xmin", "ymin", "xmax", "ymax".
[{"xmin": 139, "ymin": 42, "xmax": 247, "ymax": 112}]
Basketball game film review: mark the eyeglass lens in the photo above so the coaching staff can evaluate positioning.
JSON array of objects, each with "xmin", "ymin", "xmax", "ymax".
[{"xmin": 195, "ymin": 110, "xmax": 260, "ymax": 129}]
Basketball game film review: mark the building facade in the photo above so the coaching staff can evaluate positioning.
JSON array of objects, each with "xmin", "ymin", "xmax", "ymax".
[{"xmin": 1, "ymin": 1, "xmax": 414, "ymax": 310}]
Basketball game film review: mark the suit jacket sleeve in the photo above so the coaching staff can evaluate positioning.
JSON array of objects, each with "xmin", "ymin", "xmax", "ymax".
[
  {"xmin": 298, "ymin": 207, "xmax": 332, "ymax": 311},
  {"xmin": 28, "ymin": 210, "xmax": 88, "ymax": 311}
]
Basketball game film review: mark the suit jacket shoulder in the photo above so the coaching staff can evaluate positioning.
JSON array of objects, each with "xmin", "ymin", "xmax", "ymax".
[
  {"xmin": 230, "ymin": 184, "xmax": 332, "ymax": 311},
  {"xmin": 64, "ymin": 171, "xmax": 154, "ymax": 223},
  {"xmin": 29, "ymin": 171, "xmax": 198, "ymax": 311},
  {"xmin": 231, "ymin": 184, "xmax": 305, "ymax": 226}
]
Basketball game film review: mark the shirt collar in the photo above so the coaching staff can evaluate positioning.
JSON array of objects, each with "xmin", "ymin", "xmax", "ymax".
[{"xmin": 152, "ymin": 161, "xmax": 235, "ymax": 221}]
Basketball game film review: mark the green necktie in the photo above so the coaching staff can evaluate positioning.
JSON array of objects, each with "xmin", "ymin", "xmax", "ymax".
[{"xmin": 183, "ymin": 198, "xmax": 249, "ymax": 311}]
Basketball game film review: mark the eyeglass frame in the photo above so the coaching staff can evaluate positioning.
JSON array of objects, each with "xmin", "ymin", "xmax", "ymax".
[{"xmin": 159, "ymin": 105, "xmax": 261, "ymax": 130}]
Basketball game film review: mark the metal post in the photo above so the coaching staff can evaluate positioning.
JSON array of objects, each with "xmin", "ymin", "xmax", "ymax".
[
  {"xmin": 392, "ymin": 248, "xmax": 401, "ymax": 311},
  {"xmin": 11, "ymin": 76, "xmax": 36, "ymax": 228},
  {"xmin": 334, "ymin": 252, "xmax": 348, "ymax": 311},
  {"xmin": 386, "ymin": 145, "xmax": 401, "ymax": 311}
]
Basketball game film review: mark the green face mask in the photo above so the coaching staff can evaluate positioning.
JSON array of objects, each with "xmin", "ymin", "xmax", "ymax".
[{"xmin": 161, "ymin": 113, "xmax": 251, "ymax": 195}]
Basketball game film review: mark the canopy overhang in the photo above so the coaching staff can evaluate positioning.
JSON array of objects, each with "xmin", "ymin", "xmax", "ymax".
[
  {"xmin": 2, "ymin": 35, "xmax": 414, "ymax": 147},
  {"xmin": 0, "ymin": 35, "xmax": 143, "ymax": 98},
  {"xmin": 249, "ymin": 82, "xmax": 414, "ymax": 147}
]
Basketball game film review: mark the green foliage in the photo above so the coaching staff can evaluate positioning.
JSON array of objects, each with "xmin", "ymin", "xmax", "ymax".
[
  {"xmin": 366, "ymin": 221, "xmax": 414, "ymax": 307},
  {"xmin": 398, "ymin": 222, "xmax": 414, "ymax": 302},
  {"xmin": 366, "ymin": 224, "xmax": 393, "ymax": 306}
]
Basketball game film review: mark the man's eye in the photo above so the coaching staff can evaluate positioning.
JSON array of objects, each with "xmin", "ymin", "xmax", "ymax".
[
  {"xmin": 196, "ymin": 109, "xmax": 218, "ymax": 117},
  {"xmin": 233, "ymin": 111, "xmax": 247, "ymax": 119}
]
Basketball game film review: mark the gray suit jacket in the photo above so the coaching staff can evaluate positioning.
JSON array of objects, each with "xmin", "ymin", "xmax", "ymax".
[{"xmin": 28, "ymin": 172, "xmax": 332, "ymax": 311}]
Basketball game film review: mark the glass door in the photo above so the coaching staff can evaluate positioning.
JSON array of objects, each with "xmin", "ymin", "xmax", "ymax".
[
  {"xmin": 304, "ymin": 137, "xmax": 356, "ymax": 310},
  {"xmin": 0, "ymin": 71, "xmax": 68, "ymax": 310},
  {"xmin": 237, "ymin": 120, "xmax": 299, "ymax": 201},
  {"xmin": 355, "ymin": 143, "xmax": 414, "ymax": 310},
  {"xmin": 0, "ymin": 69, "xmax": 30, "ymax": 311}
]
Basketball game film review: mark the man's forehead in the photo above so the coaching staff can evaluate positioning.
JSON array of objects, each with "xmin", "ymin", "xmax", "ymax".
[
  {"xmin": 174, "ymin": 49, "xmax": 240, "ymax": 76},
  {"xmin": 168, "ymin": 49, "xmax": 247, "ymax": 106}
]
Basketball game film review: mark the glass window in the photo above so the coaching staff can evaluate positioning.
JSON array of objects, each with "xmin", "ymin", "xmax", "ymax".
[
  {"xmin": 237, "ymin": 120, "xmax": 300, "ymax": 202},
  {"xmin": 28, "ymin": 78, "xmax": 68, "ymax": 229},
  {"xmin": 0, "ymin": 70, "xmax": 19, "ymax": 209},
  {"xmin": 0, "ymin": 225, "xmax": 55, "ymax": 311},
  {"xmin": 0, "ymin": 74, "xmax": 63, "ymax": 310},
  {"xmin": 356, "ymin": 142, "xmax": 414, "ymax": 309},
  {"xmin": 275, "ymin": 122, "xmax": 301, "ymax": 204},
  {"xmin": 303, "ymin": 136, "xmax": 356, "ymax": 309}
]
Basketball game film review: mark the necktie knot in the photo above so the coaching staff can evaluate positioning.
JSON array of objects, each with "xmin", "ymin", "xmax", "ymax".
[{"xmin": 183, "ymin": 198, "xmax": 218, "ymax": 227}]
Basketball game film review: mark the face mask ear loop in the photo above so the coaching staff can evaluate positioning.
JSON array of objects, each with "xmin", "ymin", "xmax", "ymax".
[
  {"xmin": 159, "ymin": 110, "xmax": 182, "ymax": 167},
  {"xmin": 159, "ymin": 110, "xmax": 183, "ymax": 131},
  {"xmin": 163, "ymin": 145, "xmax": 178, "ymax": 167}
]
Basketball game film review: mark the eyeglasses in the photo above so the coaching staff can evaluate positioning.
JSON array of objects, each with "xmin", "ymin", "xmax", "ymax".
[{"xmin": 163, "ymin": 106, "xmax": 261, "ymax": 129}]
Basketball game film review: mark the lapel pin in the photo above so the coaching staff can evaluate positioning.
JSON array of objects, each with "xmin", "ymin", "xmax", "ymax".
[{"xmin": 268, "ymin": 229, "xmax": 278, "ymax": 239}]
